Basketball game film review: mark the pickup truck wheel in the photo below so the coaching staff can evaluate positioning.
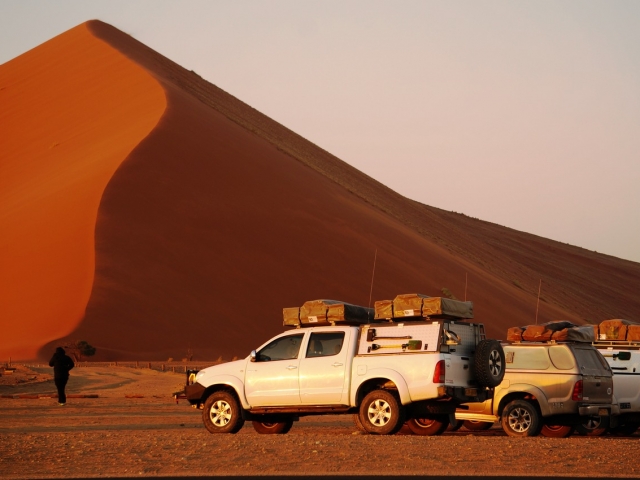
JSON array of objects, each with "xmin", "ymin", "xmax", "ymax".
[
  {"xmin": 202, "ymin": 391, "xmax": 245, "ymax": 434},
  {"xmin": 359, "ymin": 390, "xmax": 405, "ymax": 435},
  {"xmin": 576, "ymin": 415, "xmax": 609, "ymax": 436},
  {"xmin": 463, "ymin": 420, "xmax": 493, "ymax": 431},
  {"xmin": 501, "ymin": 399, "xmax": 541, "ymax": 437},
  {"xmin": 406, "ymin": 416, "xmax": 449, "ymax": 436},
  {"xmin": 474, "ymin": 339, "xmax": 505, "ymax": 388},
  {"xmin": 447, "ymin": 414, "xmax": 463, "ymax": 431},
  {"xmin": 353, "ymin": 414, "xmax": 366, "ymax": 432},
  {"xmin": 252, "ymin": 419, "xmax": 293, "ymax": 434},
  {"xmin": 541, "ymin": 424, "xmax": 575, "ymax": 438}
]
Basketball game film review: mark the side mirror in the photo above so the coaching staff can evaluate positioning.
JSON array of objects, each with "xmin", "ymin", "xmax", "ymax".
[
  {"xmin": 615, "ymin": 351, "xmax": 631, "ymax": 361},
  {"xmin": 250, "ymin": 350, "xmax": 257, "ymax": 362}
]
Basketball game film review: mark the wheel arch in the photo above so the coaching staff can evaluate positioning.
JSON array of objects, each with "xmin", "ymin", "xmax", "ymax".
[
  {"xmin": 201, "ymin": 376, "xmax": 248, "ymax": 409},
  {"xmin": 496, "ymin": 388, "xmax": 547, "ymax": 417},
  {"xmin": 352, "ymin": 373, "xmax": 410, "ymax": 407}
]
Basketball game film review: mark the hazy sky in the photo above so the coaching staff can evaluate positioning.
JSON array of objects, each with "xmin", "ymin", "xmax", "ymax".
[{"xmin": 2, "ymin": 1, "xmax": 639, "ymax": 263}]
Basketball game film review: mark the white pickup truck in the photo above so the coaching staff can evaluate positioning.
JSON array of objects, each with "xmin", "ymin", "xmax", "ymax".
[
  {"xmin": 585, "ymin": 342, "xmax": 640, "ymax": 436},
  {"xmin": 184, "ymin": 297, "xmax": 505, "ymax": 435}
]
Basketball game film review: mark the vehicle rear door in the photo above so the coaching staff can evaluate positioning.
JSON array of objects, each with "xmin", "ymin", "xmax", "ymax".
[{"xmin": 571, "ymin": 345, "xmax": 613, "ymax": 404}]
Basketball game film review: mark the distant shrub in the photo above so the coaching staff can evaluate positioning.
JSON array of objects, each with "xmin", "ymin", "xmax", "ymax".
[{"xmin": 64, "ymin": 340, "xmax": 96, "ymax": 362}]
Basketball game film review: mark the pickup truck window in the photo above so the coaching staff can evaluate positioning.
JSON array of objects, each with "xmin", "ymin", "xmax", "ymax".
[
  {"xmin": 572, "ymin": 347, "xmax": 611, "ymax": 373},
  {"xmin": 548, "ymin": 346, "xmax": 575, "ymax": 370},
  {"xmin": 257, "ymin": 334, "xmax": 304, "ymax": 362},
  {"xmin": 505, "ymin": 346, "xmax": 550, "ymax": 370},
  {"xmin": 306, "ymin": 332, "xmax": 345, "ymax": 358}
]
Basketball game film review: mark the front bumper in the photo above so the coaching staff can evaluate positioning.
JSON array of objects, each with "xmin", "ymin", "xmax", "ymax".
[{"xmin": 184, "ymin": 382, "xmax": 206, "ymax": 403}]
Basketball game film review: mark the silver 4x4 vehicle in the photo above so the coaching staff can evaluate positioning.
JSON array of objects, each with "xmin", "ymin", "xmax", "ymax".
[{"xmin": 455, "ymin": 341, "xmax": 617, "ymax": 437}]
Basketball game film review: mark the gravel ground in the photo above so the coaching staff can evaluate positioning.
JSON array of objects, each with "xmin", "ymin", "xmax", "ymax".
[{"xmin": 1, "ymin": 365, "xmax": 639, "ymax": 478}]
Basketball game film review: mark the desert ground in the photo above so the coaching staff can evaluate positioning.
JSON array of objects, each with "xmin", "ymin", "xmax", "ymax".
[{"xmin": 1, "ymin": 364, "xmax": 639, "ymax": 479}]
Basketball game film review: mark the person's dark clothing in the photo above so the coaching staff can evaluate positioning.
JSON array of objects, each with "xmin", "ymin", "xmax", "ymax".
[
  {"xmin": 54, "ymin": 376, "xmax": 69, "ymax": 404},
  {"xmin": 49, "ymin": 347, "xmax": 74, "ymax": 404}
]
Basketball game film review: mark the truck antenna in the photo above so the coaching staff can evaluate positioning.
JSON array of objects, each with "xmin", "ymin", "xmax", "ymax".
[
  {"xmin": 535, "ymin": 279, "xmax": 542, "ymax": 324},
  {"xmin": 368, "ymin": 248, "xmax": 378, "ymax": 309}
]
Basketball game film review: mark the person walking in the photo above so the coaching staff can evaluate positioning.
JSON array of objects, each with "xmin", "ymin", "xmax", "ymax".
[{"xmin": 49, "ymin": 347, "xmax": 74, "ymax": 405}]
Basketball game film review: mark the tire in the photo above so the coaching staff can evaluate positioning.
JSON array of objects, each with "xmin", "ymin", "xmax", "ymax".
[
  {"xmin": 252, "ymin": 419, "xmax": 294, "ymax": 434},
  {"xmin": 501, "ymin": 399, "xmax": 542, "ymax": 437},
  {"xmin": 396, "ymin": 421, "xmax": 415, "ymax": 435},
  {"xmin": 353, "ymin": 413, "xmax": 366, "ymax": 432},
  {"xmin": 447, "ymin": 414, "xmax": 464, "ymax": 431},
  {"xmin": 202, "ymin": 391, "xmax": 245, "ymax": 434},
  {"xmin": 610, "ymin": 422, "xmax": 640, "ymax": 437},
  {"xmin": 463, "ymin": 420, "xmax": 493, "ymax": 431},
  {"xmin": 541, "ymin": 424, "xmax": 575, "ymax": 438},
  {"xmin": 359, "ymin": 390, "xmax": 405, "ymax": 435},
  {"xmin": 576, "ymin": 415, "xmax": 609, "ymax": 436},
  {"xmin": 406, "ymin": 416, "xmax": 449, "ymax": 436},
  {"xmin": 474, "ymin": 339, "xmax": 505, "ymax": 388}
]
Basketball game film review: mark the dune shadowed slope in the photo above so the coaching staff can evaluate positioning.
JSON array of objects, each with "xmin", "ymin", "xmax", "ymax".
[{"xmin": 1, "ymin": 20, "xmax": 638, "ymax": 361}]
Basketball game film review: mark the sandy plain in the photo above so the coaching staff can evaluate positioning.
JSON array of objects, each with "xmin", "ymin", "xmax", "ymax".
[{"xmin": 1, "ymin": 364, "xmax": 639, "ymax": 479}]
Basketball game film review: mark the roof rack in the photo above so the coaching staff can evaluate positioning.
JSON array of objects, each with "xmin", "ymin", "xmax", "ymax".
[{"xmin": 592, "ymin": 340, "xmax": 640, "ymax": 349}]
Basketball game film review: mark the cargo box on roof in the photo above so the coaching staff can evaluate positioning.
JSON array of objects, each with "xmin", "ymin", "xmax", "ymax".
[
  {"xmin": 392, "ymin": 293, "xmax": 429, "ymax": 318},
  {"xmin": 283, "ymin": 307, "xmax": 301, "ymax": 327},
  {"xmin": 598, "ymin": 319, "xmax": 639, "ymax": 341},
  {"xmin": 284, "ymin": 299, "xmax": 373, "ymax": 327},
  {"xmin": 378, "ymin": 294, "xmax": 473, "ymax": 320},
  {"xmin": 422, "ymin": 297, "xmax": 473, "ymax": 319},
  {"xmin": 373, "ymin": 299, "xmax": 394, "ymax": 320},
  {"xmin": 506, "ymin": 321, "xmax": 596, "ymax": 343}
]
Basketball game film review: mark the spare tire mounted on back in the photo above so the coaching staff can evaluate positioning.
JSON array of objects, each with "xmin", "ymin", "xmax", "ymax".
[{"xmin": 474, "ymin": 339, "xmax": 506, "ymax": 387}]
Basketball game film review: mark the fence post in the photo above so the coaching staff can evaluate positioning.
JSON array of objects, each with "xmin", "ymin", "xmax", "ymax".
[
  {"xmin": 148, "ymin": 362, "xmax": 151, "ymax": 369},
  {"xmin": 162, "ymin": 364, "xmax": 165, "ymax": 372}
]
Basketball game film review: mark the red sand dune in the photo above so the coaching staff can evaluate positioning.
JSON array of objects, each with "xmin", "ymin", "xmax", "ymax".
[{"xmin": 1, "ymin": 20, "xmax": 638, "ymax": 361}]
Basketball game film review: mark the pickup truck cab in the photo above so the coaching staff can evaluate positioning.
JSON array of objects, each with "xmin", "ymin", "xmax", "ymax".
[
  {"xmin": 455, "ymin": 341, "xmax": 617, "ymax": 437},
  {"xmin": 185, "ymin": 302, "xmax": 505, "ymax": 435}
]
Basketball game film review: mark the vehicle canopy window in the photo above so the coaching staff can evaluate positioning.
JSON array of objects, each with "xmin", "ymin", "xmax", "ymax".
[
  {"xmin": 306, "ymin": 332, "xmax": 345, "ymax": 358},
  {"xmin": 504, "ymin": 346, "xmax": 550, "ymax": 370},
  {"xmin": 257, "ymin": 334, "xmax": 304, "ymax": 361},
  {"xmin": 572, "ymin": 347, "xmax": 611, "ymax": 374},
  {"xmin": 548, "ymin": 345, "xmax": 575, "ymax": 370}
]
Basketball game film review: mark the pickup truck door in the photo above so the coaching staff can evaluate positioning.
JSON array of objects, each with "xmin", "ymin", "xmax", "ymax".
[
  {"xmin": 601, "ymin": 350, "xmax": 640, "ymax": 409},
  {"xmin": 299, "ymin": 330, "xmax": 350, "ymax": 404},
  {"xmin": 244, "ymin": 333, "xmax": 304, "ymax": 407}
]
